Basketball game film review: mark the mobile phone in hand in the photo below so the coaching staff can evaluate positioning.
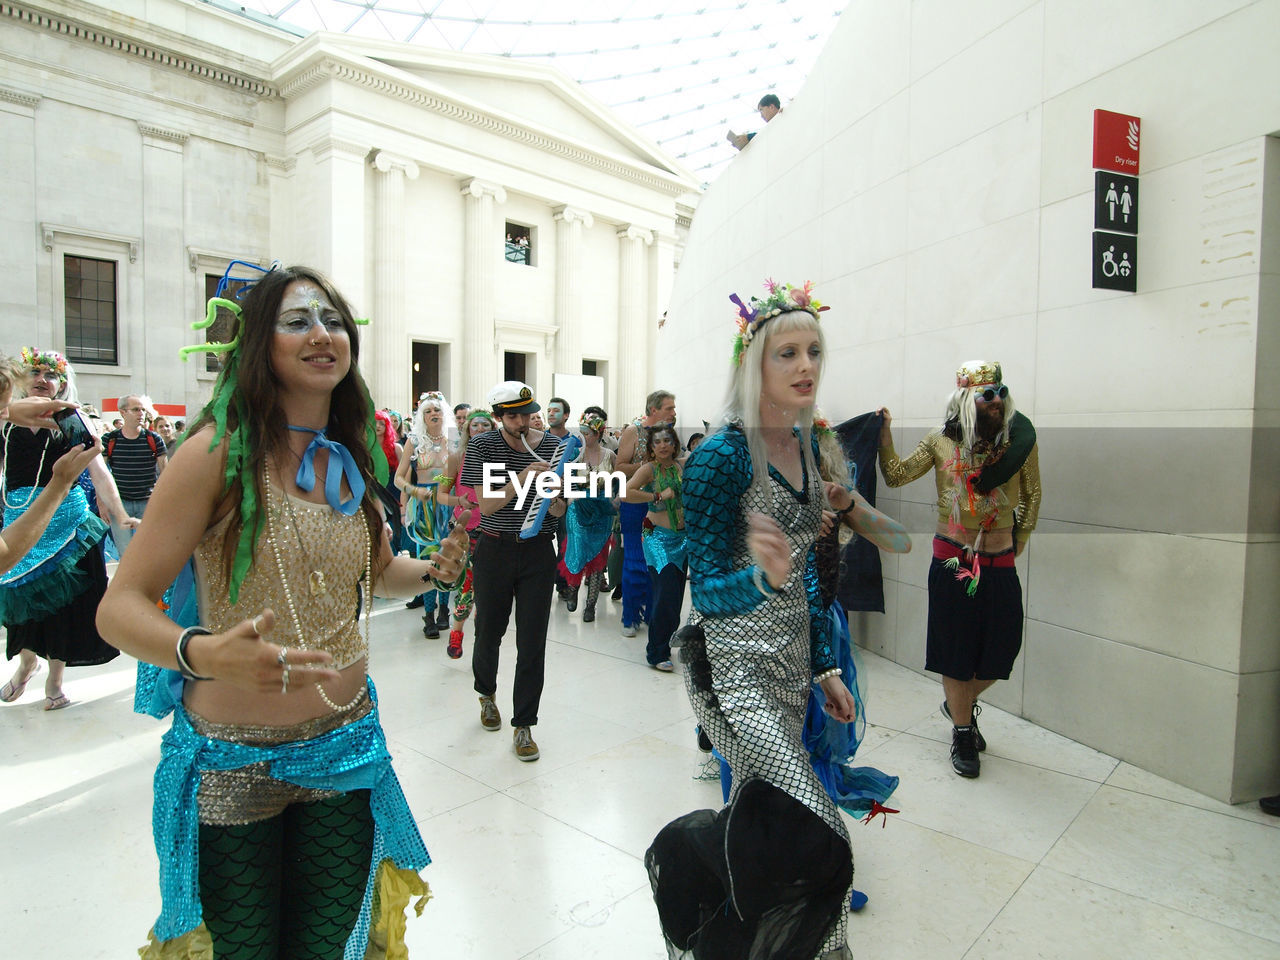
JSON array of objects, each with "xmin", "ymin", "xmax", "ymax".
[{"xmin": 52, "ymin": 407, "xmax": 95, "ymax": 449}]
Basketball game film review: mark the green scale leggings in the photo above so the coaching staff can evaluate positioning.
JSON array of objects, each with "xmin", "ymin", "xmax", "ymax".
[{"xmin": 197, "ymin": 790, "xmax": 374, "ymax": 959}]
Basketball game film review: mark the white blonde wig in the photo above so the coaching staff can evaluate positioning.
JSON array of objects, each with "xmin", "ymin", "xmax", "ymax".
[{"xmin": 409, "ymin": 391, "xmax": 450, "ymax": 449}]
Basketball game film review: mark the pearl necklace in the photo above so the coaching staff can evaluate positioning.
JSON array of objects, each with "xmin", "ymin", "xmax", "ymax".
[
  {"xmin": 263, "ymin": 465, "xmax": 373, "ymax": 714},
  {"xmin": 1, "ymin": 428, "xmax": 52, "ymax": 509}
]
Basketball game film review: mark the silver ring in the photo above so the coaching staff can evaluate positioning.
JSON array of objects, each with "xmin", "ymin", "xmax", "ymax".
[
  {"xmin": 276, "ymin": 646, "xmax": 288, "ymax": 666},
  {"xmin": 281, "ymin": 665, "xmax": 291, "ymax": 695},
  {"xmin": 253, "ymin": 615, "xmax": 265, "ymax": 636}
]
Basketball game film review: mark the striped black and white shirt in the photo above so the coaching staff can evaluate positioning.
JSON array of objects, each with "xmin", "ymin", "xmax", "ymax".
[
  {"xmin": 460, "ymin": 428, "xmax": 563, "ymax": 536},
  {"xmin": 103, "ymin": 429, "xmax": 166, "ymax": 500}
]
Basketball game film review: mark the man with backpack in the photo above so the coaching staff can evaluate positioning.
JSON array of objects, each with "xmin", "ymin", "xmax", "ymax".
[{"xmin": 102, "ymin": 394, "xmax": 166, "ymax": 553}]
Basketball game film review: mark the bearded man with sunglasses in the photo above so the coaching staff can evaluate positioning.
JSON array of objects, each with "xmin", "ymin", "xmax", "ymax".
[{"xmin": 877, "ymin": 361, "xmax": 1041, "ymax": 779}]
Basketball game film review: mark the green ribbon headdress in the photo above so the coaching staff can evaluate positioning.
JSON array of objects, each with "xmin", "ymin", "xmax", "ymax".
[{"xmin": 179, "ymin": 260, "xmax": 386, "ymax": 604}]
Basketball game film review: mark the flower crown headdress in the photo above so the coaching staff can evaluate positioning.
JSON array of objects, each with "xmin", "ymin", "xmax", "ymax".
[
  {"xmin": 175, "ymin": 259, "xmax": 383, "ymax": 604},
  {"xmin": 729, "ymin": 278, "xmax": 828, "ymax": 365},
  {"xmin": 419, "ymin": 391, "xmax": 447, "ymax": 408},
  {"xmin": 578, "ymin": 412, "xmax": 606, "ymax": 434},
  {"xmin": 811, "ymin": 416, "xmax": 835, "ymax": 440},
  {"xmin": 20, "ymin": 347, "xmax": 68, "ymax": 378}
]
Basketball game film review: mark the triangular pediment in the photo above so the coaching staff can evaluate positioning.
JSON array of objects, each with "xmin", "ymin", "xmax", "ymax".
[
  {"xmin": 376, "ymin": 59, "xmax": 659, "ymax": 168},
  {"xmin": 273, "ymin": 33, "xmax": 697, "ymax": 187}
]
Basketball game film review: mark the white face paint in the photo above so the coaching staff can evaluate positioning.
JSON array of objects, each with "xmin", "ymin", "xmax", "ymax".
[
  {"xmin": 270, "ymin": 280, "xmax": 351, "ymax": 393},
  {"xmin": 275, "ymin": 282, "xmax": 345, "ymax": 336}
]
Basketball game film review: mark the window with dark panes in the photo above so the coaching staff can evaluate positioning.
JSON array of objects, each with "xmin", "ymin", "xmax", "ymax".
[
  {"xmin": 64, "ymin": 255, "xmax": 118, "ymax": 364},
  {"xmin": 504, "ymin": 222, "xmax": 533, "ymax": 265},
  {"xmin": 204, "ymin": 274, "xmax": 250, "ymax": 373}
]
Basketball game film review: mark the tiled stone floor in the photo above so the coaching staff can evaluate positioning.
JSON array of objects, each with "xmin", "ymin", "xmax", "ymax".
[{"xmin": 3, "ymin": 593, "xmax": 1278, "ymax": 959}]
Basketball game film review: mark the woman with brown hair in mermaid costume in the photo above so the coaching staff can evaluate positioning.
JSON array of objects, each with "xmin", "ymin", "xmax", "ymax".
[{"xmin": 97, "ymin": 264, "xmax": 468, "ymax": 958}]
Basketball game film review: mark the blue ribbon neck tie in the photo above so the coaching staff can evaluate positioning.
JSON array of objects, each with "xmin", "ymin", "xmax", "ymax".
[{"xmin": 288, "ymin": 425, "xmax": 366, "ymax": 515}]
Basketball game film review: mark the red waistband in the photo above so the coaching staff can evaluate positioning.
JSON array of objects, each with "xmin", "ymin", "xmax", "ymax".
[{"xmin": 932, "ymin": 536, "xmax": 1015, "ymax": 568}]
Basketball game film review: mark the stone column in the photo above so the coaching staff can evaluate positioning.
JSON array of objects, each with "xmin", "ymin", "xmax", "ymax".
[
  {"xmin": 647, "ymin": 231, "xmax": 677, "ymax": 397},
  {"xmin": 370, "ymin": 151, "xmax": 420, "ymax": 411},
  {"xmin": 616, "ymin": 224, "xmax": 653, "ymax": 418},
  {"xmin": 0, "ymin": 88, "xmax": 41, "ymax": 335},
  {"xmin": 553, "ymin": 205, "xmax": 594, "ymax": 376},
  {"xmin": 460, "ymin": 178, "xmax": 506, "ymax": 402},
  {"xmin": 306, "ymin": 136, "xmax": 369, "ymax": 315},
  {"xmin": 139, "ymin": 122, "xmax": 188, "ymax": 401}
]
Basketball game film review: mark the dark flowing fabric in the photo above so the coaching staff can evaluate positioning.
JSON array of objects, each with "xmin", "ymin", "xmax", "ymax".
[
  {"xmin": 650, "ymin": 426, "xmax": 850, "ymax": 958},
  {"xmin": 646, "ymin": 779, "xmax": 851, "ymax": 960},
  {"xmin": 834, "ymin": 412, "xmax": 885, "ymax": 613}
]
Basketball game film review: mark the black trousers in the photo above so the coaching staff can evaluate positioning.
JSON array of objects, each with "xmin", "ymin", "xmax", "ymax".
[
  {"xmin": 646, "ymin": 562, "xmax": 687, "ymax": 666},
  {"xmin": 471, "ymin": 532, "xmax": 556, "ymax": 727}
]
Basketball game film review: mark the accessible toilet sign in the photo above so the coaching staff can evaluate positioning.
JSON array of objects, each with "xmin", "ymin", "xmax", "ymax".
[{"xmin": 1092, "ymin": 109, "xmax": 1141, "ymax": 292}]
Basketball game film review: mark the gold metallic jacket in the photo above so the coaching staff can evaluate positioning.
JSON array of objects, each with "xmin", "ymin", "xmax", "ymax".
[{"xmin": 879, "ymin": 433, "xmax": 1041, "ymax": 542}]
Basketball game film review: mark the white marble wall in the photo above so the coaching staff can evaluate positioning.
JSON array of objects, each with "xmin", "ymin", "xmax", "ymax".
[{"xmin": 661, "ymin": 0, "xmax": 1280, "ymax": 803}]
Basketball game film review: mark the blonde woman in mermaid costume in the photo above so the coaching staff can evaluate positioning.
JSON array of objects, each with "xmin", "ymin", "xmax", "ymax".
[
  {"xmin": 648, "ymin": 281, "xmax": 870, "ymax": 960},
  {"xmin": 397, "ymin": 391, "xmax": 455, "ymax": 640},
  {"xmin": 97, "ymin": 265, "xmax": 469, "ymax": 958}
]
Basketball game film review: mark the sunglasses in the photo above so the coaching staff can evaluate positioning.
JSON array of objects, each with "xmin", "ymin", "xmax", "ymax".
[{"xmin": 976, "ymin": 385, "xmax": 1008, "ymax": 402}]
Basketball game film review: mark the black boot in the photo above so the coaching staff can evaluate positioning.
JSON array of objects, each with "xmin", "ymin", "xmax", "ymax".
[
  {"xmin": 436, "ymin": 604, "xmax": 450, "ymax": 632},
  {"xmin": 950, "ymin": 725, "xmax": 980, "ymax": 778},
  {"xmin": 566, "ymin": 584, "xmax": 580, "ymax": 613},
  {"xmin": 405, "ymin": 594, "xmax": 424, "ymax": 609},
  {"xmin": 423, "ymin": 608, "xmax": 440, "ymax": 639},
  {"xmin": 582, "ymin": 602, "xmax": 596, "ymax": 622}
]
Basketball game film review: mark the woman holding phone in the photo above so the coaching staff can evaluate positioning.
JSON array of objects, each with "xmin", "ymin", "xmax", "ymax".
[{"xmin": 0, "ymin": 348, "xmax": 134, "ymax": 710}]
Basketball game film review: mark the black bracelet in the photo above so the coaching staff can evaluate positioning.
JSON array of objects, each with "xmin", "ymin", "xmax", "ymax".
[
  {"xmin": 176, "ymin": 626, "xmax": 214, "ymax": 682},
  {"xmin": 835, "ymin": 501, "xmax": 856, "ymax": 521}
]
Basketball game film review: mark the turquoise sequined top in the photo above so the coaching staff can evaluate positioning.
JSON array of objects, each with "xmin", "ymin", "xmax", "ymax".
[{"xmin": 682, "ymin": 425, "xmax": 835, "ymax": 673}]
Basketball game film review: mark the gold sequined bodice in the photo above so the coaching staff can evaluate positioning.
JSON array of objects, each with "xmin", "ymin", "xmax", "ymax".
[
  {"xmin": 194, "ymin": 490, "xmax": 368, "ymax": 668},
  {"xmin": 878, "ymin": 433, "xmax": 1042, "ymax": 540}
]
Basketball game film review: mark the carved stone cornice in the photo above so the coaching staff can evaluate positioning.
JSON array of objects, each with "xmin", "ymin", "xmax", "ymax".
[
  {"xmin": 0, "ymin": 2, "xmax": 275, "ymax": 97},
  {"xmin": 307, "ymin": 136, "xmax": 369, "ymax": 163},
  {"xmin": 460, "ymin": 178, "xmax": 507, "ymax": 204},
  {"xmin": 42, "ymin": 222, "xmax": 139, "ymax": 262},
  {"xmin": 186, "ymin": 246, "xmax": 266, "ymax": 273},
  {"xmin": 279, "ymin": 56, "xmax": 693, "ymax": 197},
  {"xmin": 553, "ymin": 205, "xmax": 595, "ymax": 229},
  {"xmin": 279, "ymin": 60, "xmax": 336, "ymax": 99},
  {"xmin": 264, "ymin": 154, "xmax": 296, "ymax": 173},
  {"xmin": 138, "ymin": 122, "xmax": 189, "ymax": 145},
  {"xmin": 0, "ymin": 86, "xmax": 40, "ymax": 108}
]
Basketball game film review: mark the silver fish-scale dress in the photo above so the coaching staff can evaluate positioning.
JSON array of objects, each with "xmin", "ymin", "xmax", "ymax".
[{"xmin": 680, "ymin": 426, "xmax": 852, "ymax": 959}]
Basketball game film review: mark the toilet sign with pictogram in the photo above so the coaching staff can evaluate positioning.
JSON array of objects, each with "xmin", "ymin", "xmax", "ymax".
[
  {"xmin": 1092, "ymin": 109, "xmax": 1141, "ymax": 292},
  {"xmin": 1094, "ymin": 172, "xmax": 1138, "ymax": 234},
  {"xmin": 1092, "ymin": 232, "xmax": 1136, "ymax": 292}
]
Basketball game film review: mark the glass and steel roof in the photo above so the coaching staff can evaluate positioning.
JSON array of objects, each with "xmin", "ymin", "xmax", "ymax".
[{"xmin": 212, "ymin": 0, "xmax": 848, "ymax": 185}]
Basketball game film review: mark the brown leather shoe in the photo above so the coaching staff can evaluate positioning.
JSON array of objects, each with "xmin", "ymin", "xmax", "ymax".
[
  {"xmin": 479, "ymin": 695, "xmax": 501, "ymax": 731},
  {"xmin": 513, "ymin": 725, "xmax": 539, "ymax": 761}
]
